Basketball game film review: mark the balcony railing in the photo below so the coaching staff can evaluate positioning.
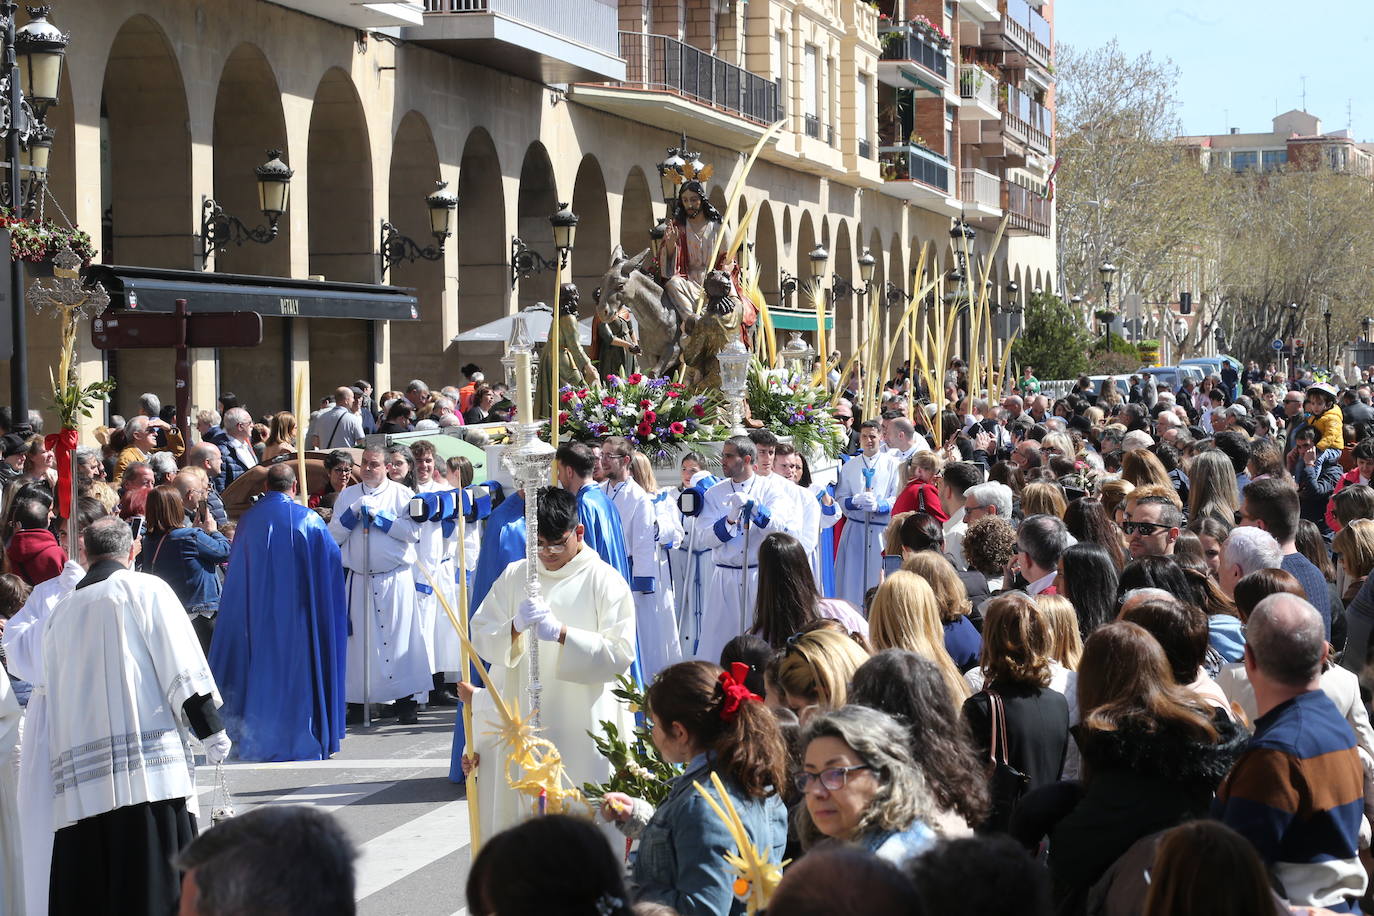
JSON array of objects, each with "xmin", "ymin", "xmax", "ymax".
[
  {"xmin": 959, "ymin": 65, "xmax": 998, "ymax": 109},
  {"xmin": 423, "ymin": 0, "xmax": 618, "ymax": 57},
  {"xmin": 878, "ymin": 24, "xmax": 950, "ymax": 81},
  {"xmin": 804, "ymin": 113, "xmax": 821, "ymax": 138},
  {"xmin": 879, "ymin": 144, "xmax": 952, "ymax": 192},
  {"xmin": 1004, "ymin": 83, "xmax": 1051, "ymax": 151},
  {"xmin": 960, "ymin": 167, "xmax": 1001, "ymax": 210},
  {"xmin": 1003, "ymin": 0, "xmax": 1051, "ymax": 65},
  {"xmin": 858, "ymin": 138, "xmax": 873, "ymax": 160},
  {"xmin": 1005, "ymin": 181, "xmax": 1050, "ymax": 234},
  {"xmin": 618, "ymin": 32, "xmax": 782, "ymax": 126}
]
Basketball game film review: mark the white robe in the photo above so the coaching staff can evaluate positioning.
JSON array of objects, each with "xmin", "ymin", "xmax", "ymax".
[
  {"xmin": 0, "ymin": 667, "xmax": 20, "ymax": 916},
  {"xmin": 834, "ymin": 452, "xmax": 900, "ymax": 608},
  {"xmin": 43, "ymin": 569, "xmax": 219, "ymax": 830},
  {"xmin": 695, "ymin": 473, "xmax": 806, "ymax": 663},
  {"xmin": 468, "ymin": 548, "xmax": 636, "ymax": 838},
  {"xmin": 328, "ymin": 479, "xmax": 433, "ymax": 704},
  {"xmin": 604, "ymin": 479, "xmax": 681, "ymax": 679},
  {"xmin": 415, "ymin": 479, "xmax": 463, "ymax": 674},
  {"xmin": 2, "ymin": 561, "xmax": 82, "ymax": 916}
]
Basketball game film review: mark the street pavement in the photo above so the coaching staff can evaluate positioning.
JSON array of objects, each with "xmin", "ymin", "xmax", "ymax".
[{"xmin": 195, "ymin": 706, "xmax": 473, "ymax": 916}]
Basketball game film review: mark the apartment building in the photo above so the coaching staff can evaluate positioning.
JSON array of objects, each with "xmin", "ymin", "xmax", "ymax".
[
  {"xmin": 16, "ymin": 0, "xmax": 1056, "ymax": 426},
  {"xmin": 1178, "ymin": 109, "xmax": 1374, "ymax": 179}
]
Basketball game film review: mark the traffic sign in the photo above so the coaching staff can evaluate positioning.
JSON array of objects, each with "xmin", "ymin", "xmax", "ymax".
[{"xmin": 1271, "ymin": 339, "xmax": 1284, "ymax": 351}]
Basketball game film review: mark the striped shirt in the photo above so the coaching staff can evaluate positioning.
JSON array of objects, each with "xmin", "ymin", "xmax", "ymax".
[{"xmin": 1214, "ymin": 689, "xmax": 1367, "ymax": 910}]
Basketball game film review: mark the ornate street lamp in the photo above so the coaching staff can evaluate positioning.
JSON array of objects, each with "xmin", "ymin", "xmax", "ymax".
[
  {"xmin": 510, "ymin": 202, "xmax": 579, "ymax": 288},
  {"xmin": 808, "ymin": 244, "xmax": 829, "ymax": 288},
  {"xmin": 1323, "ymin": 300, "xmax": 1333, "ymax": 367},
  {"xmin": 781, "ymin": 330, "xmax": 817, "ymax": 379},
  {"xmin": 200, "ymin": 149, "xmax": 294, "ymax": 268},
  {"xmin": 379, "ymin": 180, "xmax": 459, "ymax": 282},
  {"xmin": 550, "ymin": 200, "xmax": 578, "ymax": 267},
  {"xmin": 1099, "ymin": 262, "xmax": 1117, "ymax": 311},
  {"xmin": 14, "ymin": 5, "xmax": 65, "ymax": 117}
]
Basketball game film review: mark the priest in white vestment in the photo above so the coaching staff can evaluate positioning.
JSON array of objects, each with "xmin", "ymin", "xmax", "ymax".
[
  {"xmin": 464, "ymin": 486, "xmax": 636, "ymax": 839},
  {"xmin": 43, "ymin": 517, "xmax": 230, "ymax": 916},
  {"xmin": 834, "ymin": 420, "xmax": 901, "ymax": 607},
  {"xmin": 328, "ymin": 445, "xmax": 432, "ymax": 724}
]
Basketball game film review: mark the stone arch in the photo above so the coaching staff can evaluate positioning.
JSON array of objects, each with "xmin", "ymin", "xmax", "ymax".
[
  {"xmin": 307, "ymin": 66, "xmax": 373, "ymax": 398},
  {"xmin": 100, "ymin": 14, "xmax": 193, "ymax": 416},
  {"xmin": 867, "ymin": 227, "xmax": 886, "ymax": 363},
  {"xmin": 211, "ymin": 43, "xmax": 292, "ymax": 413},
  {"xmin": 387, "ymin": 110, "xmax": 448, "ymax": 386},
  {"xmin": 795, "ymin": 209, "xmax": 816, "ymax": 292},
  {"xmin": 570, "ymin": 154, "xmax": 611, "ymax": 308},
  {"xmin": 44, "ymin": 65, "xmax": 76, "ymax": 225},
  {"xmin": 619, "ymin": 166, "xmax": 654, "ymax": 256},
  {"xmin": 754, "ymin": 201, "xmax": 779, "ymax": 307},
  {"xmin": 515, "ymin": 142, "xmax": 558, "ymax": 307},
  {"xmin": 455, "ymin": 126, "xmax": 506, "ymax": 367},
  {"xmin": 782, "ymin": 207, "xmax": 793, "ymax": 256}
]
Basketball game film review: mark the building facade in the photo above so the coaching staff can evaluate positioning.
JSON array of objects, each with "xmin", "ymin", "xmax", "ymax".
[
  {"xmin": 1178, "ymin": 109, "xmax": 1374, "ymax": 179},
  {"xmin": 8, "ymin": 0, "xmax": 1056, "ymax": 427}
]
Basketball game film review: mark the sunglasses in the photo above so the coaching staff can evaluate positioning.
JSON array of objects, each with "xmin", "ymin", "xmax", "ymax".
[{"xmin": 1121, "ymin": 521, "xmax": 1169, "ymax": 536}]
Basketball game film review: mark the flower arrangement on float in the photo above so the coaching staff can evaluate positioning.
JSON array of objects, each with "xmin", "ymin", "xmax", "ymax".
[
  {"xmin": 745, "ymin": 361, "xmax": 846, "ymax": 458},
  {"xmin": 549, "ymin": 372, "xmax": 729, "ymax": 461}
]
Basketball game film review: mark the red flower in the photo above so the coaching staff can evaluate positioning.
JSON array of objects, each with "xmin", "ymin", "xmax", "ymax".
[
  {"xmin": 560, "ymin": 391, "xmax": 574, "ymax": 404},
  {"xmin": 639, "ymin": 399, "xmax": 653, "ymax": 408},
  {"xmin": 602, "ymin": 397, "xmax": 618, "ymax": 408},
  {"xmin": 692, "ymin": 404, "xmax": 705, "ymax": 418},
  {"xmin": 558, "ymin": 411, "xmax": 569, "ymax": 424},
  {"xmin": 576, "ymin": 389, "xmax": 589, "ymax": 398},
  {"xmin": 643, "ymin": 410, "xmax": 657, "ymax": 423},
  {"xmin": 665, "ymin": 390, "xmax": 680, "ymax": 399},
  {"xmin": 636, "ymin": 421, "xmax": 653, "ymax": 438},
  {"xmin": 628, "ymin": 373, "xmax": 643, "ymax": 384},
  {"xmin": 670, "ymin": 421, "xmax": 686, "ymax": 435}
]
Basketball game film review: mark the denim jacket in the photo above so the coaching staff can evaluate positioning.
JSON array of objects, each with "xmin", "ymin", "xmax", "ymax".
[
  {"xmin": 632, "ymin": 754, "xmax": 787, "ymax": 916},
  {"xmin": 137, "ymin": 527, "xmax": 231, "ymax": 612}
]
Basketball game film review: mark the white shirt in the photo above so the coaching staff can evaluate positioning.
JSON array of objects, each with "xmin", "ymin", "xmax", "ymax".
[
  {"xmin": 1026, "ymin": 569, "xmax": 1057, "ymax": 596},
  {"xmin": 230, "ymin": 435, "xmax": 258, "ymax": 471}
]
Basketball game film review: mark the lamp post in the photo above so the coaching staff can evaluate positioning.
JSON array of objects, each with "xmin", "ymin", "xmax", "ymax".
[
  {"xmin": 4, "ymin": 3, "xmax": 67, "ymax": 433},
  {"xmin": 1362, "ymin": 316, "xmax": 1371, "ymax": 343},
  {"xmin": 200, "ymin": 149, "xmax": 294, "ymax": 269},
  {"xmin": 378, "ymin": 180, "xmax": 459, "ymax": 282},
  {"xmin": 510, "ymin": 202, "xmax": 578, "ymax": 291},
  {"xmin": 1098, "ymin": 262, "xmax": 1117, "ymax": 344},
  {"xmin": 546, "ymin": 201, "xmax": 578, "ymax": 446}
]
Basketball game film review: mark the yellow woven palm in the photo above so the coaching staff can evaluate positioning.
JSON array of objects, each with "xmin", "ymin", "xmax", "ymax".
[{"xmin": 692, "ymin": 772, "xmax": 788, "ymax": 914}]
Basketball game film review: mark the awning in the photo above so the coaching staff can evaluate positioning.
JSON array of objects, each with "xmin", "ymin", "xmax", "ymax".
[
  {"xmin": 84, "ymin": 265, "xmax": 420, "ymax": 321},
  {"xmin": 768, "ymin": 308, "xmax": 834, "ymax": 332}
]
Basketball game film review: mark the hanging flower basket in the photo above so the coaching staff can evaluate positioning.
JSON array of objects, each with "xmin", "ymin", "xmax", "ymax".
[{"xmin": 0, "ymin": 209, "xmax": 96, "ymax": 267}]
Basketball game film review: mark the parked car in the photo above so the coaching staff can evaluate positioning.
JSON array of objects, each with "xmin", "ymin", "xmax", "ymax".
[
  {"xmin": 1136, "ymin": 365, "xmax": 1205, "ymax": 393},
  {"xmin": 1179, "ymin": 355, "xmax": 1242, "ymax": 380},
  {"xmin": 1086, "ymin": 375, "xmax": 1131, "ymax": 401}
]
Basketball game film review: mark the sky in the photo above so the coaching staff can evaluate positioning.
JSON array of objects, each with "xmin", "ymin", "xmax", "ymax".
[{"xmin": 1053, "ymin": 2, "xmax": 1372, "ymax": 139}]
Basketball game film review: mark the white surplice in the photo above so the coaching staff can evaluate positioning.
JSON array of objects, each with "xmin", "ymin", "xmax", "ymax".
[
  {"xmin": 0, "ymin": 669, "xmax": 20, "ymax": 916},
  {"xmin": 414, "ymin": 479, "xmax": 463, "ymax": 674},
  {"xmin": 695, "ymin": 472, "xmax": 806, "ymax": 663},
  {"xmin": 43, "ymin": 569, "xmax": 219, "ymax": 831},
  {"xmin": 328, "ymin": 479, "xmax": 433, "ymax": 704},
  {"xmin": 603, "ymin": 478, "xmax": 681, "ymax": 680},
  {"xmin": 468, "ymin": 548, "xmax": 636, "ymax": 838},
  {"xmin": 2, "ymin": 560, "xmax": 81, "ymax": 916},
  {"xmin": 834, "ymin": 452, "xmax": 901, "ymax": 608}
]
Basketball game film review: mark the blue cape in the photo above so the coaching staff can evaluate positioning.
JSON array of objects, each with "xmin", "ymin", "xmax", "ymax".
[{"xmin": 209, "ymin": 493, "xmax": 348, "ymax": 762}]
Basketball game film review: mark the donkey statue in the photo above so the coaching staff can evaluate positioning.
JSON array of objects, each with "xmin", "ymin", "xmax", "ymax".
[{"xmin": 597, "ymin": 245, "xmax": 682, "ymax": 379}]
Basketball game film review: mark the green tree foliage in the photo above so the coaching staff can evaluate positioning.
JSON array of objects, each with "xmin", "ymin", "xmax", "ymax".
[{"xmin": 1012, "ymin": 291, "xmax": 1092, "ymax": 381}]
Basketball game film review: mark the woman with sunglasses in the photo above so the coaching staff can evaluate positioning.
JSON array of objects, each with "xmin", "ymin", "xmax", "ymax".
[
  {"xmin": 794, "ymin": 704, "xmax": 939, "ymax": 866},
  {"xmin": 601, "ymin": 661, "xmax": 787, "ymax": 915}
]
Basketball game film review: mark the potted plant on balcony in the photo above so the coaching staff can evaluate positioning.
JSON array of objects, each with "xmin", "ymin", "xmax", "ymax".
[{"xmin": 0, "ymin": 209, "xmax": 97, "ymax": 278}]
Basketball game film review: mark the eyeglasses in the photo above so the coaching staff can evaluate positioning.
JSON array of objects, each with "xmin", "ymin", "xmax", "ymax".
[
  {"xmin": 537, "ymin": 534, "xmax": 575, "ymax": 556},
  {"xmin": 835, "ymin": 415, "xmax": 854, "ymax": 422},
  {"xmin": 793, "ymin": 765, "xmax": 872, "ymax": 794},
  {"xmin": 1121, "ymin": 521, "xmax": 1169, "ymax": 536}
]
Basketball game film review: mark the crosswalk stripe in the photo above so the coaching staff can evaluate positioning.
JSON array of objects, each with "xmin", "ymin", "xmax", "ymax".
[
  {"xmin": 354, "ymin": 800, "xmax": 471, "ymax": 902},
  {"xmin": 193, "ymin": 777, "xmax": 399, "ymax": 817}
]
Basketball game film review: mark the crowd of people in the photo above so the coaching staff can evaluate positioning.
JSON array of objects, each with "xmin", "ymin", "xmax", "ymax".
[{"xmin": 0, "ymin": 350, "xmax": 1370, "ymax": 913}]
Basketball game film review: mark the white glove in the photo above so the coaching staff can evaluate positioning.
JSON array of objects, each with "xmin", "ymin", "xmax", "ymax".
[
  {"xmin": 203, "ymin": 730, "xmax": 232, "ymax": 765},
  {"xmin": 724, "ymin": 491, "xmax": 750, "ymax": 522},
  {"xmin": 853, "ymin": 492, "xmax": 878, "ymax": 512},
  {"xmin": 534, "ymin": 611, "xmax": 564, "ymax": 642},
  {"xmin": 514, "ymin": 596, "xmax": 551, "ymax": 633}
]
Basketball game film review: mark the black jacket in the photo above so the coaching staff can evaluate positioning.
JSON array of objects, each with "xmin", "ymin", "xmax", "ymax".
[
  {"xmin": 1047, "ymin": 709, "xmax": 1247, "ymax": 906},
  {"xmin": 963, "ymin": 682, "xmax": 1070, "ymax": 799}
]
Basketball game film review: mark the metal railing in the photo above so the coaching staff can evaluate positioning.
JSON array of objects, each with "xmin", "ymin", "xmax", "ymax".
[
  {"xmin": 1004, "ymin": 83, "xmax": 1051, "ymax": 151},
  {"xmin": 618, "ymin": 32, "xmax": 782, "ymax": 126},
  {"xmin": 1003, "ymin": 0, "xmax": 1050, "ymax": 65},
  {"xmin": 804, "ymin": 113, "xmax": 821, "ymax": 138},
  {"xmin": 959, "ymin": 65, "xmax": 998, "ymax": 109},
  {"xmin": 879, "ymin": 144, "xmax": 952, "ymax": 192},
  {"xmin": 1004, "ymin": 181, "xmax": 1049, "ymax": 234},
  {"xmin": 423, "ymin": 0, "xmax": 619, "ymax": 57},
  {"xmin": 960, "ymin": 167, "xmax": 1001, "ymax": 209},
  {"xmin": 878, "ymin": 24, "xmax": 949, "ymax": 81}
]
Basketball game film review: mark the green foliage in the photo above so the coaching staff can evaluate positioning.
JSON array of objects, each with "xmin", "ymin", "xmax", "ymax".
[
  {"xmin": 1012, "ymin": 291, "xmax": 1091, "ymax": 381},
  {"xmin": 1088, "ymin": 332, "xmax": 1142, "ymax": 374},
  {"xmin": 746, "ymin": 361, "xmax": 845, "ymax": 458},
  {"xmin": 50, "ymin": 374, "xmax": 115, "ymax": 429},
  {"xmin": 582, "ymin": 675, "xmax": 680, "ymax": 806}
]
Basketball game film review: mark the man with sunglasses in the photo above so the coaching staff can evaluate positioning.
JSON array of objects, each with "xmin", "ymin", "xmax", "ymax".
[
  {"xmin": 465, "ymin": 486, "xmax": 636, "ymax": 840},
  {"xmin": 1123, "ymin": 496, "xmax": 1182, "ymax": 561},
  {"xmin": 833, "ymin": 399, "xmax": 860, "ymax": 455}
]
